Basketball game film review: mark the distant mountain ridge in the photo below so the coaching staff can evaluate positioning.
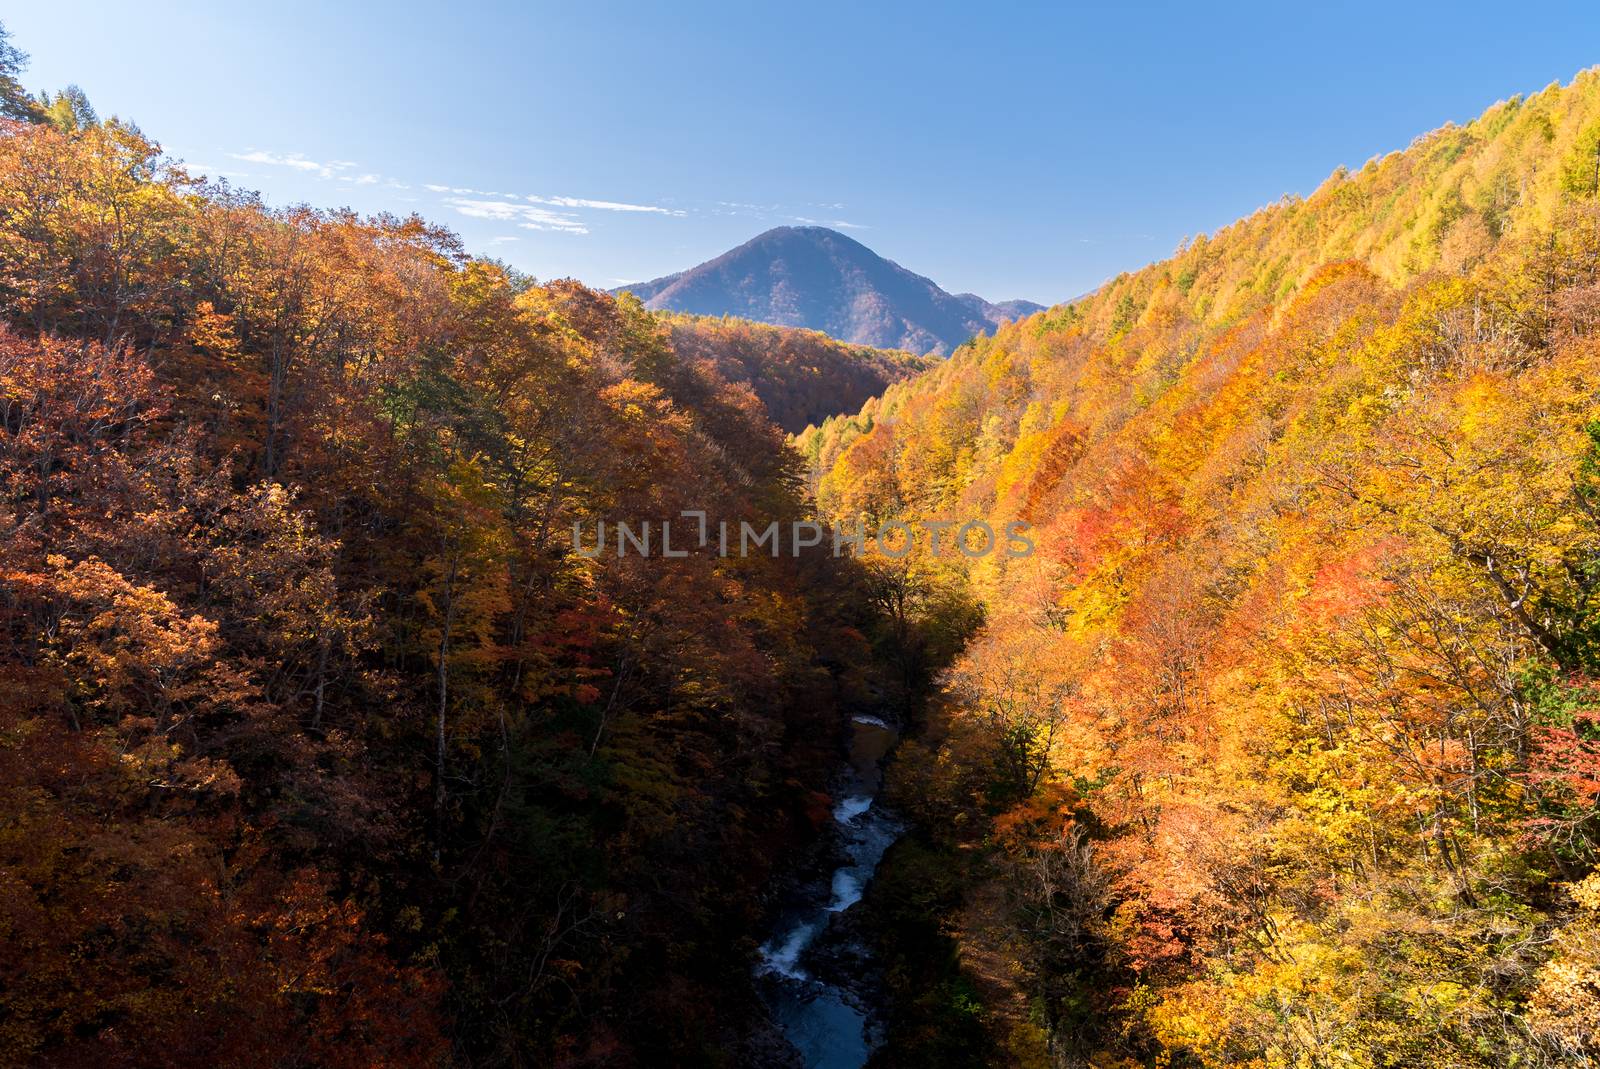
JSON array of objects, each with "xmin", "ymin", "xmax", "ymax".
[{"xmin": 617, "ymin": 226, "xmax": 1044, "ymax": 356}]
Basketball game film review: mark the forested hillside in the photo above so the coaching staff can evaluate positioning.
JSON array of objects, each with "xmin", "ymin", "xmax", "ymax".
[
  {"xmin": 804, "ymin": 71, "xmax": 1600, "ymax": 1066},
  {"xmin": 661, "ymin": 313, "xmax": 927, "ymax": 433},
  {"xmin": 0, "ymin": 95, "xmax": 945, "ymax": 1065}
]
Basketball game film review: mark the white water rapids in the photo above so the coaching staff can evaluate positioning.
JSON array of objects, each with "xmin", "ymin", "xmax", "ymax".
[{"xmin": 755, "ymin": 715, "xmax": 902, "ymax": 1068}]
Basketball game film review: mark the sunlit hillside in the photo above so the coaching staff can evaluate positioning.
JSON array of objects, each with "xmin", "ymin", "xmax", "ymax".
[{"xmin": 801, "ymin": 70, "xmax": 1600, "ymax": 1066}]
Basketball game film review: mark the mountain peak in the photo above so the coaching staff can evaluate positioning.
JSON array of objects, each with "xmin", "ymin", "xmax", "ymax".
[{"xmin": 618, "ymin": 228, "xmax": 1043, "ymax": 355}]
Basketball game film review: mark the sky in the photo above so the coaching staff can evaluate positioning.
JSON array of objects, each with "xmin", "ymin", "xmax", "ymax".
[{"xmin": 9, "ymin": 2, "xmax": 1600, "ymax": 304}]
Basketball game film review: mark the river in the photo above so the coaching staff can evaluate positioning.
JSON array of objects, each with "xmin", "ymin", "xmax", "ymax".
[{"xmin": 755, "ymin": 714, "xmax": 902, "ymax": 1068}]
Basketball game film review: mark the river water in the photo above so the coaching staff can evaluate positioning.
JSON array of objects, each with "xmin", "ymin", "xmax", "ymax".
[{"xmin": 755, "ymin": 715, "xmax": 902, "ymax": 1068}]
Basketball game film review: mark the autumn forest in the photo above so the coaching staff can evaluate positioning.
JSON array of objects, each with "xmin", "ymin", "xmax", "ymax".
[{"xmin": 2, "ymin": 18, "xmax": 1600, "ymax": 1069}]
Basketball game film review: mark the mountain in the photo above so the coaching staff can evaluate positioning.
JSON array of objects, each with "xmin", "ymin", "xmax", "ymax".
[{"xmin": 618, "ymin": 226, "xmax": 1044, "ymax": 355}]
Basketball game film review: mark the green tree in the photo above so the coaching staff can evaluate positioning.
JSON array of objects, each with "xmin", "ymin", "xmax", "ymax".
[
  {"xmin": 0, "ymin": 21, "xmax": 42, "ymax": 122},
  {"xmin": 40, "ymin": 85, "xmax": 98, "ymax": 131}
]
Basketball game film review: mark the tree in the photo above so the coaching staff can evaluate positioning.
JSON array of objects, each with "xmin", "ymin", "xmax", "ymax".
[
  {"xmin": 0, "ymin": 119, "xmax": 198, "ymax": 340},
  {"xmin": 39, "ymin": 85, "xmax": 97, "ymax": 131},
  {"xmin": 950, "ymin": 626, "xmax": 1080, "ymax": 801},
  {"xmin": 0, "ymin": 20, "xmax": 41, "ymax": 122}
]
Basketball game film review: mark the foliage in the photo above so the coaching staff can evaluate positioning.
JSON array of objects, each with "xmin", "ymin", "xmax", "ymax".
[
  {"xmin": 662, "ymin": 312, "xmax": 927, "ymax": 433},
  {"xmin": 0, "ymin": 75, "xmax": 905, "ymax": 1065},
  {"xmin": 807, "ymin": 68, "xmax": 1600, "ymax": 1067}
]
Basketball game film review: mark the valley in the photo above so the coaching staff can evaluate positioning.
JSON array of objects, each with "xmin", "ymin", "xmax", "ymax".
[{"xmin": 2, "ymin": 14, "xmax": 1600, "ymax": 1068}]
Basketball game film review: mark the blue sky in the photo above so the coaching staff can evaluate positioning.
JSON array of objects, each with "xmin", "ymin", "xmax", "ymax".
[{"xmin": 9, "ymin": 2, "xmax": 1600, "ymax": 304}]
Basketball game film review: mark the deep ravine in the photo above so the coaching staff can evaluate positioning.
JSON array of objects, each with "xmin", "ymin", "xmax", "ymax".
[{"xmin": 755, "ymin": 714, "xmax": 902, "ymax": 1069}]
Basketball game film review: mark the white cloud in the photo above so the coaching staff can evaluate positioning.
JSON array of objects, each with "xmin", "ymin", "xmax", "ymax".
[
  {"xmin": 716, "ymin": 201, "xmax": 868, "ymax": 230},
  {"xmin": 441, "ymin": 198, "xmax": 527, "ymax": 220},
  {"xmin": 528, "ymin": 194, "xmax": 684, "ymax": 216},
  {"xmin": 485, "ymin": 236, "xmax": 519, "ymax": 246},
  {"xmin": 519, "ymin": 220, "xmax": 589, "ymax": 234},
  {"xmin": 229, "ymin": 150, "xmax": 319, "ymax": 171},
  {"xmin": 427, "ymin": 183, "xmax": 520, "ymax": 197},
  {"xmin": 186, "ymin": 163, "xmax": 254, "ymax": 179},
  {"xmin": 792, "ymin": 215, "xmax": 867, "ymax": 230},
  {"xmin": 228, "ymin": 150, "xmax": 358, "ymax": 179},
  {"xmin": 220, "ymin": 153, "xmax": 717, "ymax": 235},
  {"xmin": 443, "ymin": 197, "xmax": 589, "ymax": 235}
]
